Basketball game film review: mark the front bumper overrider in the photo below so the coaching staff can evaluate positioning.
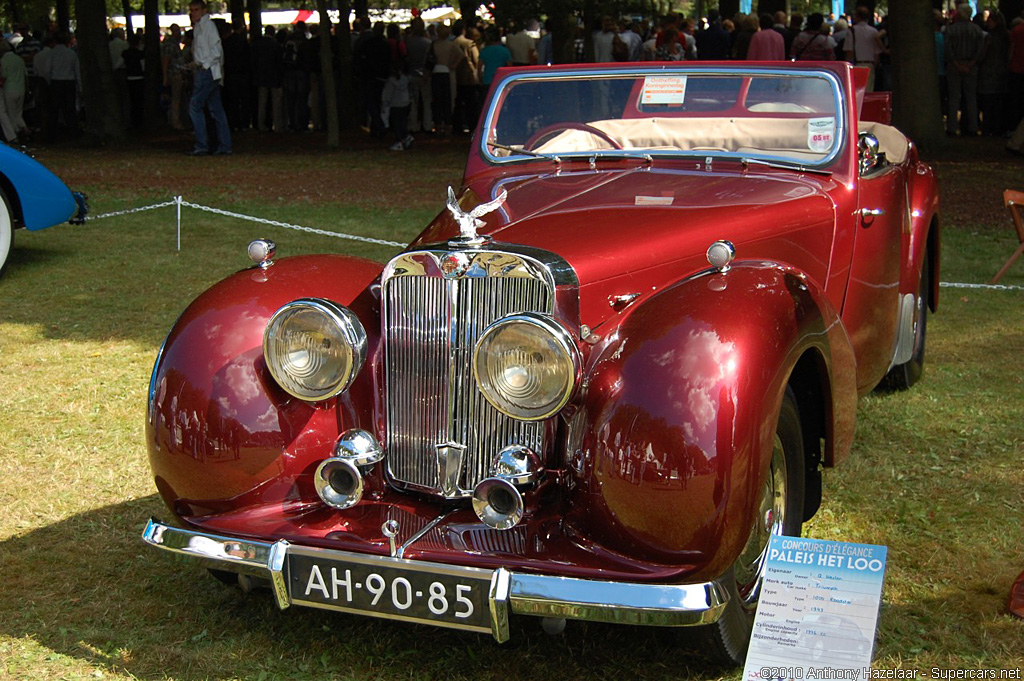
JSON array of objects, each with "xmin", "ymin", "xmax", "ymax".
[{"xmin": 142, "ymin": 518, "xmax": 729, "ymax": 642}]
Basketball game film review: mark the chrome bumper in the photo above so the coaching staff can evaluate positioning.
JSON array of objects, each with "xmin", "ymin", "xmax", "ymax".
[{"xmin": 142, "ymin": 518, "xmax": 728, "ymax": 641}]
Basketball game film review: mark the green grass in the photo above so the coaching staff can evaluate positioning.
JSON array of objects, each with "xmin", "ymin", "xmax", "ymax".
[{"xmin": 1, "ymin": 138, "xmax": 1022, "ymax": 679}]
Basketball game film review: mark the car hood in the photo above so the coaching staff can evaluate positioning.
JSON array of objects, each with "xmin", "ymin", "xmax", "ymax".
[{"xmin": 410, "ymin": 166, "xmax": 839, "ymax": 330}]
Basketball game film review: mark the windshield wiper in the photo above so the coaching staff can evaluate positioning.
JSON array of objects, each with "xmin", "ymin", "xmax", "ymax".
[
  {"xmin": 740, "ymin": 156, "xmax": 833, "ymax": 176},
  {"xmin": 488, "ymin": 141, "xmax": 561, "ymax": 166}
]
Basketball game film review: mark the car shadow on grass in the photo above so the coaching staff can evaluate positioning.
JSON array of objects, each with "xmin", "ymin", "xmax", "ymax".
[{"xmin": 0, "ymin": 495, "xmax": 733, "ymax": 680}]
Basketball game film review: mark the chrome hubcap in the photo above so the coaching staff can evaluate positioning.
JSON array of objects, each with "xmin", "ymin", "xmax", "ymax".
[{"xmin": 734, "ymin": 433, "xmax": 788, "ymax": 609}]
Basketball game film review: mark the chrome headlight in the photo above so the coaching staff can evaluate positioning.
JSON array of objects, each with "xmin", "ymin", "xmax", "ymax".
[
  {"xmin": 473, "ymin": 313, "xmax": 581, "ymax": 421},
  {"xmin": 263, "ymin": 298, "xmax": 367, "ymax": 401}
]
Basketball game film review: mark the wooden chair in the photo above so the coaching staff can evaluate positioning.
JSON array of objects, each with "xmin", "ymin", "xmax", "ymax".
[{"xmin": 991, "ymin": 189, "xmax": 1024, "ymax": 284}]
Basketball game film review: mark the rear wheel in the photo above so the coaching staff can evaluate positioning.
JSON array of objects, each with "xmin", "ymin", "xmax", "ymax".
[
  {"xmin": 699, "ymin": 389, "xmax": 805, "ymax": 665},
  {"xmin": 0, "ymin": 189, "xmax": 13, "ymax": 277}
]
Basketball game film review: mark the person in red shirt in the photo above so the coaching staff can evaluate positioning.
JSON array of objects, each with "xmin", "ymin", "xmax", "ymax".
[{"xmin": 746, "ymin": 14, "xmax": 785, "ymax": 60}]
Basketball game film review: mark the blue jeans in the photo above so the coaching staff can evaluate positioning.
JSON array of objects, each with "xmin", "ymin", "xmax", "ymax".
[{"xmin": 189, "ymin": 68, "xmax": 231, "ymax": 152}]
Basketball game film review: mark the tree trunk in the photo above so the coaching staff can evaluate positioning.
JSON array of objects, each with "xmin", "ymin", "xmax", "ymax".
[
  {"xmin": 247, "ymin": 0, "xmax": 262, "ymax": 42},
  {"xmin": 316, "ymin": 0, "xmax": 339, "ymax": 147},
  {"xmin": 889, "ymin": 0, "xmax": 944, "ymax": 155},
  {"xmin": 757, "ymin": 0, "xmax": 786, "ymax": 16},
  {"xmin": 582, "ymin": 0, "xmax": 597, "ymax": 62},
  {"xmin": 720, "ymin": 0, "xmax": 740, "ymax": 21},
  {"xmin": 55, "ymin": 0, "xmax": 71, "ymax": 33},
  {"xmin": 229, "ymin": 0, "xmax": 245, "ymax": 30},
  {"xmin": 144, "ymin": 0, "xmax": 162, "ymax": 129},
  {"xmin": 541, "ymin": 0, "xmax": 576, "ymax": 64},
  {"xmin": 75, "ymin": 0, "xmax": 125, "ymax": 141},
  {"xmin": 1001, "ymin": 0, "xmax": 1023, "ymax": 24},
  {"xmin": 122, "ymin": 0, "xmax": 134, "ymax": 36},
  {"xmin": 459, "ymin": 0, "xmax": 476, "ymax": 26},
  {"xmin": 335, "ymin": 0, "xmax": 356, "ymax": 129}
]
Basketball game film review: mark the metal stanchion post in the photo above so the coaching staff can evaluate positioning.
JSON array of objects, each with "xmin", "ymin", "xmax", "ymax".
[{"xmin": 175, "ymin": 196, "xmax": 182, "ymax": 252}]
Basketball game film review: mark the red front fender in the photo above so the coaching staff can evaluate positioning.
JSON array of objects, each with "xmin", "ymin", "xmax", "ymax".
[
  {"xmin": 565, "ymin": 263, "xmax": 857, "ymax": 580},
  {"xmin": 146, "ymin": 255, "xmax": 383, "ymax": 521}
]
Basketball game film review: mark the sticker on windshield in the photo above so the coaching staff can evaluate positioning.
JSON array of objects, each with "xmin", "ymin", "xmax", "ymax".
[
  {"xmin": 641, "ymin": 76, "xmax": 687, "ymax": 105},
  {"xmin": 808, "ymin": 117, "xmax": 835, "ymax": 152}
]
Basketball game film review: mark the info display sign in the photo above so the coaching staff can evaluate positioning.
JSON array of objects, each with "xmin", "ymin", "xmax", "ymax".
[{"xmin": 743, "ymin": 536, "xmax": 888, "ymax": 678}]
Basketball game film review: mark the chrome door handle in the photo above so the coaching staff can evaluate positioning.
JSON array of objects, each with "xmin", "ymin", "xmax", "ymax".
[{"xmin": 860, "ymin": 208, "xmax": 885, "ymax": 217}]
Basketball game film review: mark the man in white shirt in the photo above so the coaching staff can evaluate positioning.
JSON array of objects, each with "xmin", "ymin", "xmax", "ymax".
[
  {"xmin": 47, "ymin": 31, "xmax": 80, "ymax": 139},
  {"xmin": 843, "ymin": 6, "xmax": 884, "ymax": 91},
  {"xmin": 506, "ymin": 21, "xmax": 537, "ymax": 66},
  {"xmin": 187, "ymin": 0, "xmax": 231, "ymax": 155}
]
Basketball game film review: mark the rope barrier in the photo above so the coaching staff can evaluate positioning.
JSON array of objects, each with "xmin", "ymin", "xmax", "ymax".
[
  {"xmin": 80, "ymin": 198, "xmax": 1024, "ymax": 290},
  {"xmin": 83, "ymin": 199, "xmax": 180, "ymax": 222},
  {"xmin": 179, "ymin": 200, "xmax": 406, "ymax": 247},
  {"xmin": 84, "ymin": 196, "xmax": 406, "ymax": 249},
  {"xmin": 939, "ymin": 282, "xmax": 1024, "ymax": 292}
]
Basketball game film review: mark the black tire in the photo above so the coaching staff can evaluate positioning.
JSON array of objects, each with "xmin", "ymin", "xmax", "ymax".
[
  {"xmin": 0, "ymin": 189, "xmax": 13, "ymax": 278},
  {"xmin": 698, "ymin": 388, "xmax": 806, "ymax": 665},
  {"xmin": 880, "ymin": 257, "xmax": 929, "ymax": 391}
]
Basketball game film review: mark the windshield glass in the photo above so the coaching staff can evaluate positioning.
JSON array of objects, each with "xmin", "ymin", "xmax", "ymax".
[{"xmin": 482, "ymin": 68, "xmax": 844, "ymax": 166}]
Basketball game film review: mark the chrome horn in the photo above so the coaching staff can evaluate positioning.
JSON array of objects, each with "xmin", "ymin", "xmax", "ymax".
[
  {"xmin": 471, "ymin": 446, "xmax": 542, "ymax": 531},
  {"xmin": 314, "ymin": 429, "xmax": 384, "ymax": 510}
]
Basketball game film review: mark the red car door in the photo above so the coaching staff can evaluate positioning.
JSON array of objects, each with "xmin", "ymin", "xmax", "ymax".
[{"xmin": 843, "ymin": 162, "xmax": 908, "ymax": 393}]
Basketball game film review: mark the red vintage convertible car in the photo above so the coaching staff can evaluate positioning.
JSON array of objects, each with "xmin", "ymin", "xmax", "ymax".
[{"xmin": 143, "ymin": 62, "xmax": 938, "ymax": 664}]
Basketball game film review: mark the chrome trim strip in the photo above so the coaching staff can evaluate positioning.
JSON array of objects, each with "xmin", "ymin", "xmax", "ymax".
[
  {"xmin": 268, "ymin": 539, "xmax": 290, "ymax": 609},
  {"xmin": 480, "ymin": 66, "xmax": 847, "ymax": 170},
  {"xmin": 382, "ymin": 244, "xmax": 579, "ymax": 289},
  {"xmin": 490, "ymin": 567, "xmax": 512, "ymax": 643},
  {"xmin": 395, "ymin": 511, "xmax": 454, "ymax": 559},
  {"xmin": 508, "ymin": 572, "xmax": 729, "ymax": 626},
  {"xmin": 142, "ymin": 517, "xmax": 271, "ymax": 576},
  {"xmin": 380, "ymin": 246, "xmax": 566, "ymax": 496},
  {"xmin": 143, "ymin": 519, "xmax": 729, "ymax": 635}
]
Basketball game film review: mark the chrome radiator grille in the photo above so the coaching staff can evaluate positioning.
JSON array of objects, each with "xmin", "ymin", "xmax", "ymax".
[{"xmin": 382, "ymin": 250, "xmax": 554, "ymax": 497}]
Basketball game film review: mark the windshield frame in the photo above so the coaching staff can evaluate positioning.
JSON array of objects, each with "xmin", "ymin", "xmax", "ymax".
[{"xmin": 479, "ymin": 66, "xmax": 848, "ymax": 170}]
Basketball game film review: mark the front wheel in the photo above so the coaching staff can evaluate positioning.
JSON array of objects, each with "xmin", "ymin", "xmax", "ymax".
[{"xmin": 698, "ymin": 388, "xmax": 805, "ymax": 665}]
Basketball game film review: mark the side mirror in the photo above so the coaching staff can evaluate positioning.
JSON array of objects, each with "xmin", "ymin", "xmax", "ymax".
[{"xmin": 858, "ymin": 132, "xmax": 883, "ymax": 175}]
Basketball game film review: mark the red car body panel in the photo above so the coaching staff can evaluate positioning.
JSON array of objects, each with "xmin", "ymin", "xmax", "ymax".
[
  {"xmin": 564, "ymin": 263, "xmax": 857, "ymax": 582},
  {"xmin": 146, "ymin": 62, "xmax": 938, "ymax": 589}
]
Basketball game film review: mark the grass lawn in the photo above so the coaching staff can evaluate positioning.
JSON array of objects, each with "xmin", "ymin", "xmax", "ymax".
[{"xmin": 0, "ymin": 130, "xmax": 1021, "ymax": 680}]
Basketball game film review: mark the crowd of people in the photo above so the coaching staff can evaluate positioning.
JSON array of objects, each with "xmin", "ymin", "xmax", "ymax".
[{"xmin": 2, "ymin": 2, "xmax": 1024, "ymax": 154}]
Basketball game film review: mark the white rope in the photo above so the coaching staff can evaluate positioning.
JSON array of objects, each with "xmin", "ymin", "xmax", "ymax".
[
  {"xmin": 84, "ymin": 200, "xmax": 179, "ymax": 221},
  {"xmin": 76, "ymin": 198, "xmax": 1024, "ymax": 288},
  {"xmin": 84, "ymin": 197, "xmax": 406, "ymax": 248},
  {"xmin": 939, "ymin": 282, "xmax": 1024, "ymax": 291}
]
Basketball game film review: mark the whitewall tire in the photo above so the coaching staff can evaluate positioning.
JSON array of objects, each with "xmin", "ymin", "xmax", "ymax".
[{"xmin": 0, "ymin": 189, "xmax": 12, "ymax": 277}]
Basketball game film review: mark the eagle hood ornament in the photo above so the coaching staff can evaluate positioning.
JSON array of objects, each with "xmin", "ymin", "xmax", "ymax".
[{"xmin": 446, "ymin": 186, "xmax": 507, "ymax": 246}]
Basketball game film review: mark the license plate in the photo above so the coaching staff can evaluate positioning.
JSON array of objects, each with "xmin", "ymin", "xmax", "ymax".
[{"xmin": 286, "ymin": 546, "xmax": 498, "ymax": 635}]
